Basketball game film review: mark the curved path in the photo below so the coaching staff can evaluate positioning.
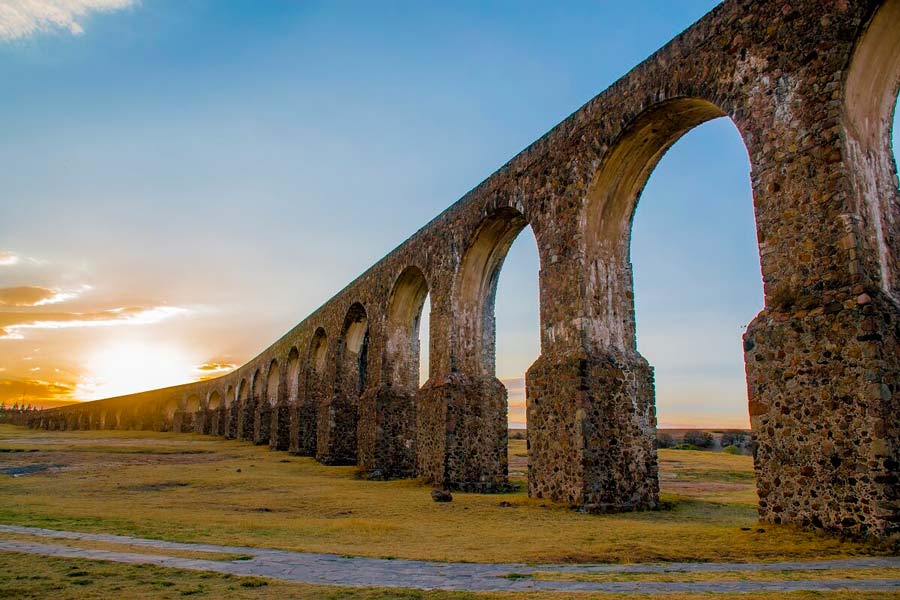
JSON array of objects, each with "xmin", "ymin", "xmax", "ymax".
[{"xmin": 1, "ymin": 524, "xmax": 898, "ymax": 594}]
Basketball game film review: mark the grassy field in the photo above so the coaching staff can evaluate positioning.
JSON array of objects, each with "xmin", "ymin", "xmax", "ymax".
[
  {"xmin": 0, "ymin": 424, "xmax": 890, "ymax": 564},
  {"xmin": 1, "ymin": 552, "xmax": 897, "ymax": 600}
]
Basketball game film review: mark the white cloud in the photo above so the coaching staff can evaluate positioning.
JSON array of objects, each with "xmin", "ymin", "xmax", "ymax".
[
  {"xmin": 0, "ymin": 0, "xmax": 136, "ymax": 41},
  {"xmin": 0, "ymin": 251, "xmax": 19, "ymax": 266},
  {"xmin": 0, "ymin": 305, "xmax": 188, "ymax": 340}
]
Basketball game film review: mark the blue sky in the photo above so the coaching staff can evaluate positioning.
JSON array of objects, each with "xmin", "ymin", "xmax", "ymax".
[{"xmin": 1, "ymin": 1, "xmax": 897, "ymax": 427}]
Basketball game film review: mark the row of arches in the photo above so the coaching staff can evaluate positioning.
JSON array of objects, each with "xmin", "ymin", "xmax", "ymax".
[{"xmin": 29, "ymin": 0, "xmax": 900, "ymax": 539}]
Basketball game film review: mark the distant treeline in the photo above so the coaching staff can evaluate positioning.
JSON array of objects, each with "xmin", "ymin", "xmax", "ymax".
[
  {"xmin": 508, "ymin": 427, "xmax": 755, "ymax": 455},
  {"xmin": 0, "ymin": 403, "xmax": 41, "ymax": 425}
]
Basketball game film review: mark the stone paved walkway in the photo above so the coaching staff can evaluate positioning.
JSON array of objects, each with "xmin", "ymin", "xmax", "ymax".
[{"xmin": 1, "ymin": 524, "xmax": 899, "ymax": 594}]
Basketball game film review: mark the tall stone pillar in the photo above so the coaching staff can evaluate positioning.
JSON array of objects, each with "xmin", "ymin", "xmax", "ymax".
[
  {"xmin": 525, "ymin": 252, "xmax": 659, "ymax": 510},
  {"xmin": 253, "ymin": 401, "xmax": 271, "ymax": 445},
  {"xmin": 358, "ymin": 384, "xmax": 417, "ymax": 479},
  {"xmin": 238, "ymin": 395, "xmax": 256, "ymax": 441},
  {"xmin": 291, "ymin": 376, "xmax": 320, "ymax": 456},
  {"xmin": 270, "ymin": 404, "xmax": 290, "ymax": 450},
  {"xmin": 417, "ymin": 373, "xmax": 508, "ymax": 490}
]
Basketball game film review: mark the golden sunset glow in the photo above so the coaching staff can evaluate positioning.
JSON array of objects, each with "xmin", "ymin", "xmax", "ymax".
[{"xmin": 74, "ymin": 340, "xmax": 195, "ymax": 401}]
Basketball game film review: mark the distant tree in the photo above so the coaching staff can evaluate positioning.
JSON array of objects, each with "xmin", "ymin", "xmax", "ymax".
[
  {"xmin": 683, "ymin": 430, "xmax": 715, "ymax": 449},
  {"xmin": 721, "ymin": 430, "xmax": 749, "ymax": 449}
]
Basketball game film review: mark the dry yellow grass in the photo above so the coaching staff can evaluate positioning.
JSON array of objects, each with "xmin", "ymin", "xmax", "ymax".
[{"xmin": 0, "ymin": 424, "xmax": 889, "ymax": 564}]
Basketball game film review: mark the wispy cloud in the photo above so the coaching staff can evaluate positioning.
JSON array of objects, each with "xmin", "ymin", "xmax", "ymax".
[
  {"xmin": 0, "ymin": 305, "xmax": 187, "ymax": 340},
  {"xmin": 0, "ymin": 285, "xmax": 89, "ymax": 307},
  {"xmin": 0, "ymin": 0, "xmax": 137, "ymax": 41},
  {"xmin": 194, "ymin": 361, "xmax": 237, "ymax": 380},
  {"xmin": 0, "ymin": 376, "xmax": 76, "ymax": 406},
  {"xmin": 0, "ymin": 251, "xmax": 19, "ymax": 266}
]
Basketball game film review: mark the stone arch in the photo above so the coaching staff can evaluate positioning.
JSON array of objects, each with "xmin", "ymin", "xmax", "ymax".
[
  {"xmin": 208, "ymin": 390, "xmax": 223, "ymax": 436},
  {"xmin": 287, "ymin": 347, "xmax": 301, "ymax": 404},
  {"xmin": 267, "ymin": 357, "xmax": 290, "ymax": 450},
  {"xmin": 162, "ymin": 397, "xmax": 178, "ymax": 432},
  {"xmin": 531, "ymin": 97, "xmax": 747, "ymax": 510},
  {"xmin": 454, "ymin": 207, "xmax": 529, "ymax": 378},
  {"xmin": 583, "ymin": 98, "xmax": 731, "ymax": 352},
  {"xmin": 385, "ymin": 266, "xmax": 430, "ymax": 389},
  {"xmin": 318, "ymin": 304, "xmax": 368, "ymax": 464},
  {"xmin": 419, "ymin": 207, "xmax": 537, "ymax": 489},
  {"xmin": 359, "ymin": 266, "xmax": 428, "ymax": 478},
  {"xmin": 251, "ymin": 368, "xmax": 268, "ymax": 444},
  {"xmin": 843, "ymin": 0, "xmax": 900, "ymax": 300},
  {"xmin": 266, "ymin": 359, "xmax": 280, "ymax": 407},
  {"xmin": 237, "ymin": 377, "xmax": 252, "ymax": 440},
  {"xmin": 182, "ymin": 394, "xmax": 202, "ymax": 433},
  {"xmin": 340, "ymin": 303, "xmax": 369, "ymax": 392},
  {"xmin": 310, "ymin": 328, "xmax": 328, "ymax": 374},
  {"xmin": 185, "ymin": 395, "xmax": 201, "ymax": 412},
  {"xmin": 224, "ymin": 384, "xmax": 236, "ymax": 438}
]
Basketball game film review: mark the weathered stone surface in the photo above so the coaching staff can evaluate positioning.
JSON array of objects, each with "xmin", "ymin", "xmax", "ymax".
[{"xmin": 30, "ymin": 0, "xmax": 900, "ymax": 539}]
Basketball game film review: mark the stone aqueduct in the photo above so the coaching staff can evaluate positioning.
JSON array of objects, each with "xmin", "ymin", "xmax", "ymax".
[{"xmin": 31, "ymin": 0, "xmax": 900, "ymax": 538}]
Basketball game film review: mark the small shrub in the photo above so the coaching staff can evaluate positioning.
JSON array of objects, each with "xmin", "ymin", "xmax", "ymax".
[
  {"xmin": 671, "ymin": 443, "xmax": 701, "ymax": 451},
  {"xmin": 722, "ymin": 445, "xmax": 743, "ymax": 455}
]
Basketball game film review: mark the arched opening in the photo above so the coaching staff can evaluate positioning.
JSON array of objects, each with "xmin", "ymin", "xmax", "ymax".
[
  {"xmin": 311, "ymin": 329, "xmax": 328, "ymax": 374},
  {"xmin": 449, "ymin": 207, "xmax": 539, "ymax": 489},
  {"xmin": 584, "ymin": 97, "xmax": 760, "ymax": 513},
  {"xmin": 225, "ymin": 384, "xmax": 236, "ymax": 438},
  {"xmin": 162, "ymin": 398, "xmax": 178, "ymax": 432},
  {"xmin": 287, "ymin": 348, "xmax": 301, "ymax": 404},
  {"xmin": 456, "ymin": 207, "xmax": 528, "ymax": 378},
  {"xmin": 493, "ymin": 224, "xmax": 541, "ymax": 483},
  {"xmin": 843, "ymin": 0, "xmax": 900, "ymax": 298},
  {"xmin": 386, "ymin": 266, "xmax": 429, "ymax": 390},
  {"xmin": 252, "ymin": 368, "xmax": 268, "ymax": 445},
  {"xmin": 266, "ymin": 358, "xmax": 289, "ymax": 450},
  {"xmin": 208, "ymin": 390, "xmax": 222, "ymax": 436},
  {"xmin": 266, "ymin": 360, "xmax": 280, "ymax": 407},
  {"xmin": 419, "ymin": 295, "xmax": 431, "ymax": 386},
  {"xmin": 237, "ymin": 378, "xmax": 251, "ymax": 440},
  {"xmin": 322, "ymin": 304, "xmax": 368, "ymax": 464},
  {"xmin": 184, "ymin": 394, "xmax": 202, "ymax": 433},
  {"xmin": 341, "ymin": 304, "xmax": 369, "ymax": 394},
  {"xmin": 185, "ymin": 395, "xmax": 201, "ymax": 413},
  {"xmin": 362, "ymin": 266, "xmax": 428, "ymax": 478}
]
